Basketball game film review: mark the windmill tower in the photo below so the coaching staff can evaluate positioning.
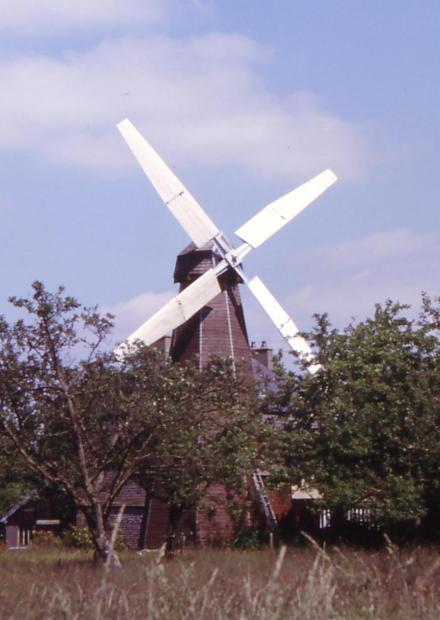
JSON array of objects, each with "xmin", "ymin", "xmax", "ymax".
[
  {"xmin": 115, "ymin": 119, "xmax": 337, "ymax": 546},
  {"xmin": 170, "ymin": 241, "xmax": 251, "ymax": 369}
]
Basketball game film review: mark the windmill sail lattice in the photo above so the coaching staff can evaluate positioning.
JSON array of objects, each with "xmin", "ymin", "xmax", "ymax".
[{"xmin": 116, "ymin": 119, "xmax": 337, "ymax": 372}]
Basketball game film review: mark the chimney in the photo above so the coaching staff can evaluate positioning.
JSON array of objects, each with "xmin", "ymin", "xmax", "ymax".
[{"xmin": 251, "ymin": 340, "xmax": 273, "ymax": 371}]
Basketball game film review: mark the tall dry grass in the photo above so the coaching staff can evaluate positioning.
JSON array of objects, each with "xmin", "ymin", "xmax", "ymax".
[{"xmin": 1, "ymin": 543, "xmax": 440, "ymax": 618}]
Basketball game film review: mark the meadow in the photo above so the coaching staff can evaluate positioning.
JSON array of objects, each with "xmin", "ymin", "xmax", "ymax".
[{"xmin": 1, "ymin": 542, "xmax": 440, "ymax": 619}]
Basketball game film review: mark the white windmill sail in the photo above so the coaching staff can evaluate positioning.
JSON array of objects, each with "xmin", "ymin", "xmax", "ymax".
[
  {"xmin": 246, "ymin": 276, "xmax": 321, "ymax": 374},
  {"xmin": 117, "ymin": 119, "xmax": 219, "ymax": 247},
  {"xmin": 116, "ymin": 118, "xmax": 337, "ymax": 374},
  {"xmin": 116, "ymin": 269, "xmax": 221, "ymax": 356},
  {"xmin": 235, "ymin": 169, "xmax": 337, "ymax": 249}
]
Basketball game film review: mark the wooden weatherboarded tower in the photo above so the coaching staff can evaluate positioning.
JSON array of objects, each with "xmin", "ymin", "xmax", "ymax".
[
  {"xmin": 170, "ymin": 242, "xmax": 252, "ymax": 369},
  {"xmin": 170, "ymin": 241, "xmax": 254, "ymax": 545}
]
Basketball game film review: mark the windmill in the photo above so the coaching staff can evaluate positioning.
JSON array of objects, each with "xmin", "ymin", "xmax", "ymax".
[{"xmin": 116, "ymin": 119, "xmax": 337, "ymax": 373}]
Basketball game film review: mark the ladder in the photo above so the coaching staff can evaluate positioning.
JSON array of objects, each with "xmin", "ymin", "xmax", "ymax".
[{"xmin": 252, "ymin": 470, "xmax": 278, "ymax": 531}]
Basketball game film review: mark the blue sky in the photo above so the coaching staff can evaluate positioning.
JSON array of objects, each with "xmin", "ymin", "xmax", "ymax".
[{"xmin": 0, "ymin": 0, "xmax": 439, "ymax": 351}]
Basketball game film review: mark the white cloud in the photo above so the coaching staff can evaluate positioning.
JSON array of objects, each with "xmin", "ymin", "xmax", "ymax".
[
  {"xmin": 235, "ymin": 229, "xmax": 439, "ymax": 359},
  {"xmin": 316, "ymin": 229, "xmax": 429, "ymax": 272},
  {"xmin": 283, "ymin": 229, "xmax": 440, "ymax": 326},
  {"xmin": 0, "ymin": 0, "xmax": 167, "ymax": 35},
  {"xmin": 105, "ymin": 289, "xmax": 174, "ymax": 344},
  {"xmin": 0, "ymin": 34, "xmax": 375, "ymax": 181}
]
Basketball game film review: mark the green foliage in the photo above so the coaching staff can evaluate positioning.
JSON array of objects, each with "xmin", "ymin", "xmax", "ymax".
[
  {"xmin": 139, "ymin": 356, "xmax": 266, "ymax": 512},
  {"xmin": 0, "ymin": 481, "xmax": 32, "ymax": 516},
  {"xmin": 273, "ymin": 295, "xmax": 440, "ymax": 532},
  {"xmin": 62, "ymin": 525, "xmax": 128, "ymax": 551},
  {"xmin": 62, "ymin": 525, "xmax": 95, "ymax": 550},
  {"xmin": 0, "ymin": 434, "xmax": 35, "ymax": 516},
  {"xmin": 6, "ymin": 280, "xmax": 440, "ymax": 547},
  {"xmin": 0, "ymin": 281, "xmax": 269, "ymax": 558},
  {"xmin": 231, "ymin": 526, "xmax": 262, "ymax": 550}
]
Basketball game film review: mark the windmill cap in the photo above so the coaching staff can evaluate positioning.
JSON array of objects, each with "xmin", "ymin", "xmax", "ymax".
[{"xmin": 173, "ymin": 241, "xmax": 222, "ymax": 282}]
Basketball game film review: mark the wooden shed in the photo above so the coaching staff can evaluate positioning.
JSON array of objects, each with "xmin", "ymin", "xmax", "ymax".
[{"xmin": 0, "ymin": 491, "xmax": 62, "ymax": 549}]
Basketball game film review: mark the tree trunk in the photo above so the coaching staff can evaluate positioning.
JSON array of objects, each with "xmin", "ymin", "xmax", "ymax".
[
  {"xmin": 84, "ymin": 507, "xmax": 122, "ymax": 568},
  {"xmin": 93, "ymin": 534, "xmax": 121, "ymax": 568}
]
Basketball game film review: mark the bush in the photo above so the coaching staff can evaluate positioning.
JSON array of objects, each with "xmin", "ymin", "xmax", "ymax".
[
  {"xmin": 232, "ymin": 527, "xmax": 262, "ymax": 550},
  {"xmin": 62, "ymin": 525, "xmax": 128, "ymax": 551},
  {"xmin": 62, "ymin": 525, "xmax": 94, "ymax": 550}
]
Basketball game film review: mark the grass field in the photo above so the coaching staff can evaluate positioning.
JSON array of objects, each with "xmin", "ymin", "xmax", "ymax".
[{"xmin": 1, "ymin": 543, "xmax": 440, "ymax": 619}]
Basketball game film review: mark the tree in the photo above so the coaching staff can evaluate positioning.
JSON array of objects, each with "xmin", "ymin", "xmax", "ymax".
[
  {"xmin": 275, "ymin": 296, "xmax": 440, "ymax": 535},
  {"xmin": 138, "ymin": 355, "xmax": 270, "ymax": 537},
  {"xmin": 0, "ymin": 282, "xmax": 267, "ymax": 562}
]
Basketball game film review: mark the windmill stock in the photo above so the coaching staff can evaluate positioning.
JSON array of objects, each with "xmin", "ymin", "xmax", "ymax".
[{"xmin": 116, "ymin": 119, "xmax": 337, "ymax": 374}]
